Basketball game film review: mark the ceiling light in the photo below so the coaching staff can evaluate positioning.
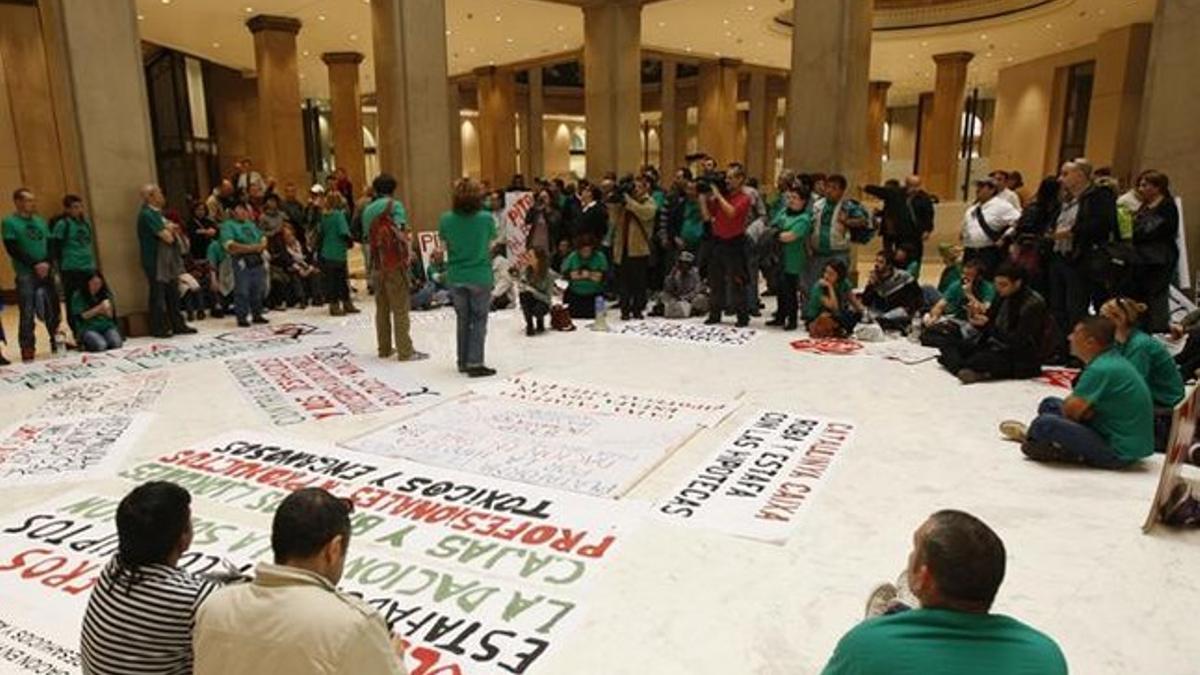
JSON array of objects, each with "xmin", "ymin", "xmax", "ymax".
[
  {"xmin": 1006, "ymin": 56, "xmax": 1014, "ymax": 62},
  {"xmin": 212, "ymin": 42, "xmax": 221, "ymax": 48},
  {"xmin": 349, "ymin": 34, "xmax": 358, "ymax": 41},
  {"xmin": 657, "ymin": 21, "xmax": 666, "ymax": 28},
  {"xmin": 747, "ymin": 4, "xmax": 755, "ymax": 10},
  {"xmin": 920, "ymin": 41, "xmax": 928, "ymax": 47},
  {"xmin": 317, "ymin": 14, "xmax": 326, "ymax": 21},
  {"xmin": 244, "ymin": 7, "xmax": 253, "ymax": 13},
  {"xmin": 506, "ymin": 38, "xmax": 514, "ymax": 44},
  {"xmin": 161, "ymin": 0, "xmax": 171, "ymax": 4},
  {"xmin": 446, "ymin": 29, "xmax": 452, "ymax": 36},
  {"xmin": 137, "ymin": 13, "xmax": 144, "ymax": 20},
  {"xmin": 302, "ymin": 50, "xmax": 310, "ymax": 56},
  {"xmin": 557, "ymin": 25, "xmax": 564, "ymax": 31},
  {"xmin": 1044, "ymin": 23, "xmax": 1053, "ymax": 29},
  {"xmin": 722, "ymin": 19, "xmax": 730, "ymax": 25},
  {"xmin": 494, "ymin": 14, "xmax": 502, "ymax": 22}
]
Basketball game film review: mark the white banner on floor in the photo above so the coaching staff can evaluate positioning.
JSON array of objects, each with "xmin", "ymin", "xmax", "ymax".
[
  {"xmin": 655, "ymin": 410, "xmax": 854, "ymax": 544},
  {"xmin": 31, "ymin": 372, "xmax": 169, "ymax": 418},
  {"xmin": 0, "ymin": 430, "xmax": 642, "ymax": 673},
  {"xmin": 613, "ymin": 320, "xmax": 759, "ymax": 347},
  {"xmin": 0, "ymin": 414, "xmax": 150, "ymax": 486},
  {"xmin": 224, "ymin": 343, "xmax": 438, "ymax": 426},
  {"xmin": 474, "ymin": 374, "xmax": 737, "ymax": 428},
  {"xmin": 344, "ymin": 392, "xmax": 700, "ymax": 498}
]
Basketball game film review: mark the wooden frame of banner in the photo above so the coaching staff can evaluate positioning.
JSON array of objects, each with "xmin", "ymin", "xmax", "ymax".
[{"xmin": 1142, "ymin": 385, "xmax": 1199, "ymax": 532}]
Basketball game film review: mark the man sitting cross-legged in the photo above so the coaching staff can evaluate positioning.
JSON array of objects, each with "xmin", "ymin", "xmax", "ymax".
[
  {"xmin": 999, "ymin": 316, "xmax": 1154, "ymax": 469},
  {"xmin": 822, "ymin": 510, "xmax": 1067, "ymax": 675}
]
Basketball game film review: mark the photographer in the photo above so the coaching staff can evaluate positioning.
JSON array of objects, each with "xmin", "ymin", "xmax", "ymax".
[
  {"xmin": 698, "ymin": 166, "xmax": 752, "ymax": 327},
  {"xmin": 611, "ymin": 174, "xmax": 658, "ymax": 320}
]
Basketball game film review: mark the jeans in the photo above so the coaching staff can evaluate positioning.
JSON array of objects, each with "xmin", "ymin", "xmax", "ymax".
[
  {"xmin": 451, "ymin": 284, "xmax": 491, "ymax": 369},
  {"xmin": 233, "ymin": 260, "xmax": 267, "ymax": 321},
  {"xmin": 15, "ymin": 272, "xmax": 60, "ymax": 351},
  {"xmin": 80, "ymin": 327, "xmax": 123, "ymax": 352},
  {"xmin": 707, "ymin": 236, "xmax": 749, "ymax": 320},
  {"xmin": 374, "ymin": 269, "xmax": 414, "ymax": 359},
  {"xmin": 1024, "ymin": 397, "xmax": 1130, "ymax": 469}
]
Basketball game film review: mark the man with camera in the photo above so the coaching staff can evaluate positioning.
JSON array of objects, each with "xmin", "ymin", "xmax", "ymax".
[
  {"xmin": 610, "ymin": 174, "xmax": 658, "ymax": 320},
  {"xmin": 698, "ymin": 165, "xmax": 753, "ymax": 327}
]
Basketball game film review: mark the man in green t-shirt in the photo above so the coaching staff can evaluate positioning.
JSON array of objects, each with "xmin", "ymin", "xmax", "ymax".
[
  {"xmin": 52, "ymin": 194, "xmax": 98, "ymax": 334},
  {"xmin": 220, "ymin": 201, "xmax": 269, "ymax": 327},
  {"xmin": 1001, "ymin": 316, "xmax": 1154, "ymax": 468},
  {"xmin": 561, "ymin": 236, "xmax": 609, "ymax": 319},
  {"xmin": 822, "ymin": 510, "xmax": 1067, "ymax": 675},
  {"xmin": 364, "ymin": 173, "xmax": 426, "ymax": 362},
  {"xmin": 3, "ymin": 188, "xmax": 60, "ymax": 361}
]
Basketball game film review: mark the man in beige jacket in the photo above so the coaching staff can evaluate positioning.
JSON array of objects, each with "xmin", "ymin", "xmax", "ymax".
[
  {"xmin": 611, "ymin": 174, "xmax": 658, "ymax": 320},
  {"xmin": 194, "ymin": 488, "xmax": 406, "ymax": 675}
]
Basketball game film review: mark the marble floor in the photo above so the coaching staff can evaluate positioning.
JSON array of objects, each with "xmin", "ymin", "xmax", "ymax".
[{"xmin": 0, "ymin": 287, "xmax": 1196, "ymax": 674}]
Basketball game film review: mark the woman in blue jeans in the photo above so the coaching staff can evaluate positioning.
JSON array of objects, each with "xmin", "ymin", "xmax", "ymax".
[
  {"xmin": 438, "ymin": 179, "xmax": 498, "ymax": 378},
  {"xmin": 70, "ymin": 273, "xmax": 123, "ymax": 352}
]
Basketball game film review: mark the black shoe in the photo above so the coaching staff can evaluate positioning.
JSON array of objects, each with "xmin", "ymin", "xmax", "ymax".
[
  {"xmin": 526, "ymin": 326, "xmax": 536, "ymax": 337},
  {"xmin": 197, "ymin": 310, "xmax": 206, "ymax": 320},
  {"xmin": 252, "ymin": 316, "xmax": 269, "ymax": 324},
  {"xmin": 467, "ymin": 366, "xmax": 497, "ymax": 378},
  {"xmin": 620, "ymin": 312, "xmax": 631, "ymax": 321},
  {"xmin": 0, "ymin": 353, "xmax": 9, "ymax": 366},
  {"xmin": 735, "ymin": 316, "xmax": 750, "ymax": 328},
  {"xmin": 704, "ymin": 315, "xmax": 721, "ymax": 325},
  {"xmin": 765, "ymin": 317, "xmax": 784, "ymax": 327},
  {"xmin": 186, "ymin": 310, "xmax": 196, "ymax": 322},
  {"xmin": 152, "ymin": 330, "xmax": 173, "ymax": 339},
  {"xmin": 236, "ymin": 318, "xmax": 251, "ymax": 328},
  {"xmin": 175, "ymin": 326, "xmax": 198, "ymax": 335},
  {"xmin": 783, "ymin": 321, "xmax": 798, "ymax": 331},
  {"xmin": 211, "ymin": 308, "xmax": 225, "ymax": 319}
]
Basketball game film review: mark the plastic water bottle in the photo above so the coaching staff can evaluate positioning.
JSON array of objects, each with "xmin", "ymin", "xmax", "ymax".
[
  {"xmin": 592, "ymin": 296, "xmax": 609, "ymax": 331},
  {"xmin": 909, "ymin": 314, "xmax": 923, "ymax": 343}
]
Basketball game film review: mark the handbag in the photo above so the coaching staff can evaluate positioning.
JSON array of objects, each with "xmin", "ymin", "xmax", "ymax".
[
  {"xmin": 550, "ymin": 304, "xmax": 575, "ymax": 331},
  {"xmin": 807, "ymin": 314, "xmax": 841, "ymax": 339}
]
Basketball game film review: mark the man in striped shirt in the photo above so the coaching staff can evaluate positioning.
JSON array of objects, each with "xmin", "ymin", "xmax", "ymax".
[{"xmin": 81, "ymin": 482, "xmax": 216, "ymax": 675}]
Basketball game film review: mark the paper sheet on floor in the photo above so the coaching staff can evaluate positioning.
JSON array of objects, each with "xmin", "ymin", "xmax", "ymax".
[
  {"xmin": 612, "ymin": 320, "xmax": 759, "ymax": 347},
  {"xmin": 0, "ymin": 413, "xmax": 150, "ymax": 486},
  {"xmin": 30, "ymin": 372, "xmax": 169, "ymax": 418}
]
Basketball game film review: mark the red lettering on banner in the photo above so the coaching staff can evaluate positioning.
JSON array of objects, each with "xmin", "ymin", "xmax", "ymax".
[{"xmin": 0, "ymin": 547, "xmax": 101, "ymax": 595}]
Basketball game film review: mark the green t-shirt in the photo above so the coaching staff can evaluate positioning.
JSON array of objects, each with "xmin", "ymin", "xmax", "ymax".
[
  {"xmin": 319, "ymin": 211, "xmax": 352, "ymax": 263},
  {"xmin": 804, "ymin": 278, "xmax": 852, "ymax": 322},
  {"xmin": 1119, "ymin": 330, "xmax": 1185, "ymax": 407},
  {"xmin": 70, "ymin": 290, "xmax": 116, "ymax": 334},
  {"xmin": 220, "ymin": 218, "xmax": 263, "ymax": 251},
  {"xmin": 438, "ymin": 210, "xmax": 497, "ymax": 287},
  {"xmin": 362, "ymin": 197, "xmax": 408, "ymax": 233},
  {"xmin": 821, "ymin": 608, "xmax": 1066, "ymax": 675},
  {"xmin": 2, "ymin": 213, "xmax": 50, "ymax": 276},
  {"xmin": 681, "ymin": 201, "xmax": 704, "ymax": 247},
  {"xmin": 778, "ymin": 209, "xmax": 814, "ymax": 276},
  {"xmin": 426, "ymin": 261, "xmax": 448, "ymax": 285},
  {"xmin": 561, "ymin": 250, "xmax": 608, "ymax": 295},
  {"xmin": 1073, "ymin": 348, "xmax": 1155, "ymax": 460},
  {"xmin": 206, "ymin": 239, "xmax": 227, "ymax": 266},
  {"xmin": 137, "ymin": 206, "xmax": 164, "ymax": 273},
  {"xmin": 941, "ymin": 279, "xmax": 996, "ymax": 320},
  {"xmin": 51, "ymin": 217, "xmax": 97, "ymax": 272},
  {"xmin": 938, "ymin": 264, "xmax": 963, "ymax": 294}
]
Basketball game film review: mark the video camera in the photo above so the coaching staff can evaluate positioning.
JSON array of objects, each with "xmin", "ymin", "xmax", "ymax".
[
  {"xmin": 606, "ymin": 174, "xmax": 638, "ymax": 204},
  {"xmin": 696, "ymin": 170, "xmax": 729, "ymax": 196}
]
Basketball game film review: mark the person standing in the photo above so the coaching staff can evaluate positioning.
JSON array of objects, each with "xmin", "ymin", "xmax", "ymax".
[
  {"xmin": 768, "ymin": 183, "xmax": 813, "ymax": 331},
  {"xmin": 51, "ymin": 195, "xmax": 98, "ymax": 335},
  {"xmin": 612, "ymin": 175, "xmax": 658, "ymax": 320},
  {"xmin": 700, "ymin": 173, "xmax": 753, "ymax": 327},
  {"xmin": 138, "ymin": 184, "xmax": 194, "ymax": 338},
  {"xmin": 960, "ymin": 177, "xmax": 1021, "ymax": 279},
  {"xmin": 809, "ymin": 175, "xmax": 870, "ymax": 291},
  {"xmin": 1050, "ymin": 159, "xmax": 1118, "ymax": 330},
  {"xmin": 365, "ymin": 174, "xmax": 425, "ymax": 362},
  {"xmin": 440, "ymin": 178, "xmax": 497, "ymax": 378},
  {"xmin": 220, "ymin": 202, "xmax": 269, "ymax": 327},
  {"xmin": 3, "ymin": 188, "xmax": 59, "ymax": 361},
  {"xmin": 317, "ymin": 193, "xmax": 358, "ymax": 317},
  {"xmin": 1129, "ymin": 170, "xmax": 1179, "ymax": 333}
]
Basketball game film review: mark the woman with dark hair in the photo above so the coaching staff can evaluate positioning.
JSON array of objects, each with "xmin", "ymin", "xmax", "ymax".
[
  {"xmin": 803, "ymin": 258, "xmax": 863, "ymax": 338},
  {"xmin": 439, "ymin": 178, "xmax": 498, "ymax": 378},
  {"xmin": 81, "ymin": 482, "xmax": 218, "ymax": 674},
  {"xmin": 70, "ymin": 273, "xmax": 123, "ymax": 352},
  {"xmin": 561, "ymin": 234, "xmax": 609, "ymax": 319},
  {"xmin": 1130, "ymin": 170, "xmax": 1179, "ymax": 332}
]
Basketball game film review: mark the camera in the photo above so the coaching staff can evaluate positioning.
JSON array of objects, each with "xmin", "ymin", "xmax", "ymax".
[
  {"xmin": 606, "ymin": 174, "xmax": 637, "ymax": 204},
  {"xmin": 696, "ymin": 170, "xmax": 728, "ymax": 196}
]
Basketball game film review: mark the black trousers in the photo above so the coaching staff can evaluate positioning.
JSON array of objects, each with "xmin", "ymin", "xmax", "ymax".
[
  {"xmin": 937, "ymin": 336, "xmax": 1039, "ymax": 381},
  {"xmin": 61, "ymin": 269, "xmax": 93, "ymax": 333},
  {"xmin": 1131, "ymin": 262, "xmax": 1173, "ymax": 333},
  {"xmin": 707, "ymin": 236, "xmax": 749, "ymax": 320},
  {"xmin": 322, "ymin": 261, "xmax": 349, "ymax": 303},
  {"xmin": 564, "ymin": 289, "xmax": 598, "ymax": 319},
  {"xmin": 147, "ymin": 273, "xmax": 186, "ymax": 336},
  {"xmin": 520, "ymin": 291, "xmax": 549, "ymax": 329},
  {"xmin": 775, "ymin": 272, "xmax": 799, "ymax": 325},
  {"xmin": 619, "ymin": 256, "xmax": 649, "ymax": 317}
]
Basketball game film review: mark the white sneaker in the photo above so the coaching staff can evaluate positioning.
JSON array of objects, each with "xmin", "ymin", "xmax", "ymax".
[
  {"xmin": 864, "ymin": 582, "xmax": 899, "ymax": 619},
  {"xmin": 999, "ymin": 420, "xmax": 1028, "ymax": 443}
]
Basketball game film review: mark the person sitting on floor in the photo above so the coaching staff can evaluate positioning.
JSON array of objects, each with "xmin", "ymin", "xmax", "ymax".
[
  {"xmin": 861, "ymin": 250, "xmax": 923, "ymax": 332},
  {"xmin": 937, "ymin": 262, "xmax": 1049, "ymax": 385},
  {"xmin": 515, "ymin": 247, "xmax": 557, "ymax": 335},
  {"xmin": 804, "ymin": 258, "xmax": 864, "ymax": 338},
  {"xmin": 999, "ymin": 316, "xmax": 1154, "ymax": 469},
  {"xmin": 70, "ymin": 272, "xmax": 123, "ymax": 352},
  {"xmin": 1100, "ymin": 297, "xmax": 1184, "ymax": 450},
  {"xmin": 490, "ymin": 243, "xmax": 518, "ymax": 311},
  {"xmin": 194, "ymin": 489, "xmax": 406, "ymax": 675},
  {"xmin": 81, "ymin": 482, "xmax": 218, "ymax": 675},
  {"xmin": 921, "ymin": 259, "xmax": 995, "ymax": 346},
  {"xmin": 821, "ymin": 510, "xmax": 1067, "ymax": 675},
  {"xmin": 562, "ymin": 235, "xmax": 608, "ymax": 319},
  {"xmin": 652, "ymin": 251, "xmax": 708, "ymax": 319}
]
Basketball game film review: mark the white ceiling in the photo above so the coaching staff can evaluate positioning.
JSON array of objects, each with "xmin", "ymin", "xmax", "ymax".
[{"xmin": 135, "ymin": 0, "xmax": 1156, "ymax": 105}]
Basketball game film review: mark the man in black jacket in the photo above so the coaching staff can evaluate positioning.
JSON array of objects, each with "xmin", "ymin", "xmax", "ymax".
[
  {"xmin": 937, "ymin": 262, "xmax": 1050, "ymax": 384},
  {"xmin": 865, "ymin": 176, "xmax": 935, "ymax": 275},
  {"xmin": 576, "ymin": 186, "xmax": 609, "ymax": 245},
  {"xmin": 1049, "ymin": 159, "xmax": 1118, "ymax": 332}
]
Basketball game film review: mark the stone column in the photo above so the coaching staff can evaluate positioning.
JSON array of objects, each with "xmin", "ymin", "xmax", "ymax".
[
  {"xmin": 322, "ymin": 51, "xmax": 366, "ymax": 195},
  {"xmin": 784, "ymin": 0, "xmax": 873, "ymax": 191},
  {"xmin": 746, "ymin": 71, "xmax": 772, "ymax": 183},
  {"xmin": 475, "ymin": 66, "xmax": 517, "ymax": 188},
  {"xmin": 448, "ymin": 82, "xmax": 463, "ymax": 180},
  {"xmin": 1087, "ymin": 24, "xmax": 1153, "ymax": 184},
  {"xmin": 34, "ymin": 0, "xmax": 156, "ymax": 319},
  {"xmin": 1137, "ymin": 0, "xmax": 1200, "ymax": 283},
  {"xmin": 583, "ymin": 0, "xmax": 642, "ymax": 177},
  {"xmin": 698, "ymin": 58, "xmax": 741, "ymax": 167},
  {"xmin": 919, "ymin": 52, "xmax": 972, "ymax": 200},
  {"xmin": 866, "ymin": 80, "xmax": 891, "ymax": 187},
  {"xmin": 247, "ymin": 15, "xmax": 306, "ymax": 191},
  {"xmin": 371, "ymin": 0, "xmax": 454, "ymax": 231},
  {"xmin": 659, "ymin": 58, "xmax": 679, "ymax": 172},
  {"xmin": 527, "ymin": 66, "xmax": 545, "ymax": 179}
]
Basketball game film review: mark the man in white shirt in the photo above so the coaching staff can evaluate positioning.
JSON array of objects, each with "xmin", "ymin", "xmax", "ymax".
[
  {"xmin": 990, "ymin": 170, "xmax": 1024, "ymax": 211},
  {"xmin": 961, "ymin": 177, "xmax": 1021, "ymax": 278}
]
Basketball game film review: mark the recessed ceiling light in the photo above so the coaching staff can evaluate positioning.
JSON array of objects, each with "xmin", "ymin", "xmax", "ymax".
[
  {"xmin": 317, "ymin": 14, "xmax": 326, "ymax": 21},
  {"xmin": 657, "ymin": 21, "xmax": 666, "ymax": 28},
  {"xmin": 137, "ymin": 13, "xmax": 144, "ymax": 20},
  {"xmin": 1045, "ymin": 23, "xmax": 1053, "ymax": 29},
  {"xmin": 212, "ymin": 42, "xmax": 221, "ymax": 48},
  {"xmin": 302, "ymin": 50, "xmax": 310, "ymax": 56},
  {"xmin": 446, "ymin": 29, "xmax": 452, "ymax": 36},
  {"xmin": 722, "ymin": 19, "xmax": 730, "ymax": 25},
  {"xmin": 494, "ymin": 14, "xmax": 502, "ymax": 22},
  {"xmin": 349, "ymin": 34, "xmax": 358, "ymax": 41},
  {"xmin": 980, "ymin": 34, "xmax": 988, "ymax": 40},
  {"xmin": 920, "ymin": 41, "xmax": 928, "ymax": 47},
  {"xmin": 161, "ymin": 0, "xmax": 171, "ymax": 4},
  {"xmin": 1006, "ymin": 56, "xmax": 1014, "ymax": 62},
  {"xmin": 244, "ymin": 7, "xmax": 253, "ymax": 14},
  {"xmin": 746, "ymin": 4, "xmax": 755, "ymax": 10},
  {"xmin": 557, "ymin": 25, "xmax": 564, "ymax": 31},
  {"xmin": 506, "ymin": 37, "xmax": 514, "ymax": 44}
]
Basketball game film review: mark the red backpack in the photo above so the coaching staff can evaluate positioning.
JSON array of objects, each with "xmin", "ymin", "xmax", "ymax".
[{"xmin": 368, "ymin": 199, "xmax": 410, "ymax": 273}]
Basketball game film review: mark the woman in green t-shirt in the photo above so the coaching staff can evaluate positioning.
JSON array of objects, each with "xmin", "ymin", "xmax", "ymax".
[
  {"xmin": 767, "ymin": 183, "xmax": 813, "ymax": 331},
  {"xmin": 71, "ymin": 273, "xmax": 123, "ymax": 352},
  {"xmin": 560, "ymin": 235, "xmax": 609, "ymax": 319},
  {"xmin": 804, "ymin": 258, "xmax": 864, "ymax": 338},
  {"xmin": 438, "ymin": 179, "xmax": 498, "ymax": 378},
  {"xmin": 1101, "ymin": 297, "xmax": 1185, "ymax": 450}
]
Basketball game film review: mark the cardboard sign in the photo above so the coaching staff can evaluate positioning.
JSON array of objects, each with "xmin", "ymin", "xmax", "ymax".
[
  {"xmin": 655, "ymin": 410, "xmax": 854, "ymax": 544},
  {"xmin": 1144, "ymin": 385, "xmax": 1199, "ymax": 532},
  {"xmin": 504, "ymin": 192, "xmax": 535, "ymax": 258}
]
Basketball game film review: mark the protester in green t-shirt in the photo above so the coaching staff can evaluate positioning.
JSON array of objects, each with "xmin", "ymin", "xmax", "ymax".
[
  {"xmin": 561, "ymin": 236, "xmax": 608, "ymax": 320},
  {"xmin": 1000, "ymin": 316, "xmax": 1154, "ymax": 468},
  {"xmin": 51, "ymin": 194, "xmax": 99, "ymax": 335},
  {"xmin": 803, "ymin": 258, "xmax": 863, "ymax": 337},
  {"xmin": 767, "ymin": 183, "xmax": 813, "ymax": 331},
  {"xmin": 70, "ymin": 273, "xmax": 123, "ymax": 352},
  {"xmin": 220, "ymin": 201, "xmax": 268, "ymax": 327},
  {"xmin": 3, "ymin": 188, "xmax": 60, "ymax": 361},
  {"xmin": 924, "ymin": 259, "xmax": 994, "ymax": 336},
  {"xmin": 1101, "ymin": 298, "xmax": 1185, "ymax": 408},
  {"xmin": 439, "ymin": 178, "xmax": 499, "ymax": 378},
  {"xmin": 317, "ymin": 197, "xmax": 358, "ymax": 317},
  {"xmin": 823, "ymin": 510, "xmax": 1067, "ymax": 675}
]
